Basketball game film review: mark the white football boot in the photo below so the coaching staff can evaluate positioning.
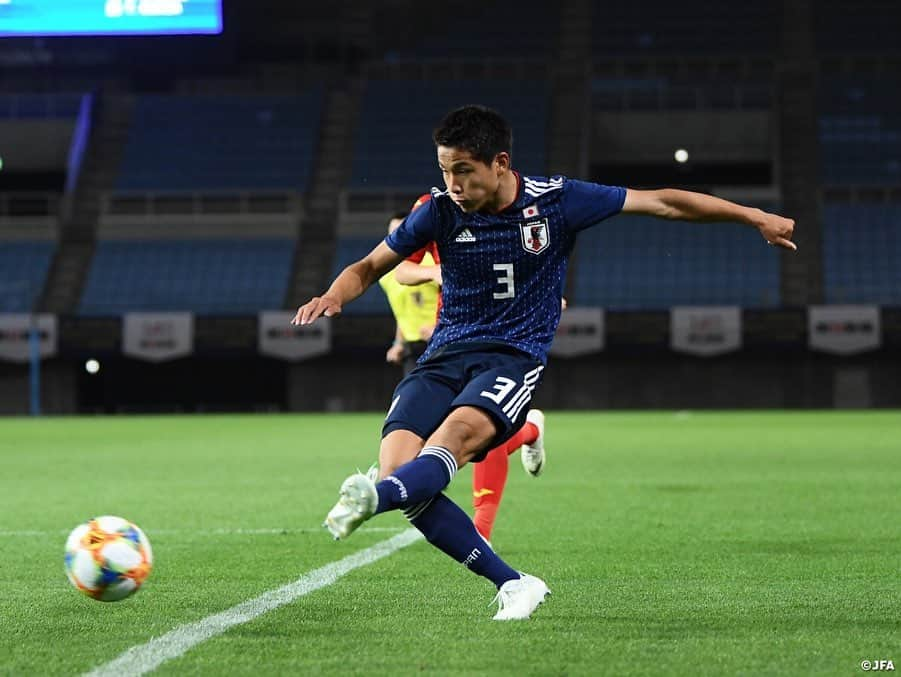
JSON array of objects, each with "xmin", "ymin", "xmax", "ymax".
[
  {"xmin": 492, "ymin": 573, "xmax": 551, "ymax": 620},
  {"xmin": 520, "ymin": 409, "xmax": 546, "ymax": 477},
  {"xmin": 323, "ymin": 473, "xmax": 377, "ymax": 540}
]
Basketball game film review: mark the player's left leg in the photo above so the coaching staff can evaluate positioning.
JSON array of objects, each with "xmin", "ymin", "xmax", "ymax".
[{"xmin": 325, "ymin": 352, "xmax": 551, "ymax": 616}]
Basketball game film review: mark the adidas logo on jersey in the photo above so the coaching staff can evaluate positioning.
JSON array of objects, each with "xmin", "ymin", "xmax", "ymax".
[{"xmin": 455, "ymin": 228, "xmax": 476, "ymax": 243}]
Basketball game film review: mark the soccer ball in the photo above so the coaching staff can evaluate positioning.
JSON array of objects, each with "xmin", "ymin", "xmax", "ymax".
[{"xmin": 64, "ymin": 515, "xmax": 153, "ymax": 602}]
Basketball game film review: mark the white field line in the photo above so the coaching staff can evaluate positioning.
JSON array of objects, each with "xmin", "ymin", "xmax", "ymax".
[
  {"xmin": 84, "ymin": 528, "xmax": 423, "ymax": 677},
  {"xmin": 0, "ymin": 526, "xmax": 406, "ymax": 537}
]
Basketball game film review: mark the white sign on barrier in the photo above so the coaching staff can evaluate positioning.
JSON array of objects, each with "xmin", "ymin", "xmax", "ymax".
[
  {"xmin": 671, "ymin": 306, "xmax": 742, "ymax": 356},
  {"xmin": 550, "ymin": 307, "xmax": 604, "ymax": 357},
  {"xmin": 808, "ymin": 305, "xmax": 881, "ymax": 355},
  {"xmin": 123, "ymin": 312, "xmax": 193, "ymax": 362},
  {"xmin": 258, "ymin": 311, "xmax": 331, "ymax": 361},
  {"xmin": 0, "ymin": 314, "xmax": 57, "ymax": 362}
]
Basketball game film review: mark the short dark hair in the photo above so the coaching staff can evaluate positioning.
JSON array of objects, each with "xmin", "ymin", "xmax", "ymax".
[{"xmin": 432, "ymin": 105, "xmax": 513, "ymax": 166}]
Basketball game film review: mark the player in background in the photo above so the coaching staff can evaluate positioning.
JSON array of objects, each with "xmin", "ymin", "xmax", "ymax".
[
  {"xmin": 379, "ymin": 211, "xmax": 441, "ymax": 374},
  {"xmin": 294, "ymin": 105, "xmax": 795, "ymax": 620},
  {"xmin": 388, "ymin": 197, "xmax": 546, "ymax": 543}
]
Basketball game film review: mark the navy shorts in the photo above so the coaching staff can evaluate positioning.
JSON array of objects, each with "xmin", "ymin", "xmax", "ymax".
[{"xmin": 382, "ymin": 344, "xmax": 545, "ymax": 461}]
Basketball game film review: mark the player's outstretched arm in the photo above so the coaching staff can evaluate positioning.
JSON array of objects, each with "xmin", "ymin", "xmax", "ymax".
[
  {"xmin": 622, "ymin": 188, "xmax": 797, "ymax": 251},
  {"xmin": 293, "ymin": 241, "xmax": 403, "ymax": 326}
]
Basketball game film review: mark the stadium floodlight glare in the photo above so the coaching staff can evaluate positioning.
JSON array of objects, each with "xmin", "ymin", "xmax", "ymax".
[
  {"xmin": 674, "ymin": 149, "xmax": 689, "ymax": 164},
  {"xmin": 85, "ymin": 359, "xmax": 101, "ymax": 375}
]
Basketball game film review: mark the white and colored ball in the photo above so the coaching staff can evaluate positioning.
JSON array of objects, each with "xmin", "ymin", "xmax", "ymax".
[{"xmin": 64, "ymin": 516, "xmax": 153, "ymax": 602}]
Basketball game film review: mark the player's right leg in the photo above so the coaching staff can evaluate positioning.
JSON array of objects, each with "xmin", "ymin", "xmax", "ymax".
[
  {"xmin": 520, "ymin": 409, "xmax": 546, "ymax": 476},
  {"xmin": 324, "ymin": 363, "xmax": 457, "ymax": 540}
]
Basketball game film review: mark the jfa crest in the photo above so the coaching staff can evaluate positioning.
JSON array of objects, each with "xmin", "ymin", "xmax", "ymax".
[{"xmin": 520, "ymin": 218, "xmax": 549, "ymax": 255}]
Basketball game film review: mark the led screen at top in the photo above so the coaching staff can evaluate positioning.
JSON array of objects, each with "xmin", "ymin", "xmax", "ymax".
[{"xmin": 0, "ymin": 0, "xmax": 223, "ymax": 36}]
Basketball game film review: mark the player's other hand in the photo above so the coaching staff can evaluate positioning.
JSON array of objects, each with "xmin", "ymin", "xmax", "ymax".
[
  {"xmin": 386, "ymin": 343, "xmax": 405, "ymax": 364},
  {"xmin": 755, "ymin": 211, "xmax": 797, "ymax": 251},
  {"xmin": 292, "ymin": 295, "xmax": 342, "ymax": 325}
]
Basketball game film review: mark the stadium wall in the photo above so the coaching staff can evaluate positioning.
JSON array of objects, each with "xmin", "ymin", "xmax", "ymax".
[{"xmin": 1, "ymin": 312, "xmax": 900, "ymax": 414}]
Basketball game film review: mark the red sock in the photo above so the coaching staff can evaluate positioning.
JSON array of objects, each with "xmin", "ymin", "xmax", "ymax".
[
  {"xmin": 472, "ymin": 445, "xmax": 508, "ymax": 541},
  {"xmin": 471, "ymin": 422, "xmax": 539, "ymax": 540},
  {"xmin": 501, "ymin": 421, "xmax": 539, "ymax": 455}
]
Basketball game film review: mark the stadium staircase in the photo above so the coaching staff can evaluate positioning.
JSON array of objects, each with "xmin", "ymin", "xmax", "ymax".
[
  {"xmin": 548, "ymin": 0, "xmax": 593, "ymax": 179},
  {"xmin": 285, "ymin": 82, "xmax": 363, "ymax": 307},
  {"xmin": 39, "ymin": 93, "xmax": 134, "ymax": 313},
  {"xmin": 777, "ymin": 0, "xmax": 824, "ymax": 305},
  {"xmin": 550, "ymin": 0, "xmax": 594, "ymax": 296}
]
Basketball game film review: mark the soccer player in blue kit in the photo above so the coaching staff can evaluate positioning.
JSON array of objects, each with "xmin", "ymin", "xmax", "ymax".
[{"xmin": 293, "ymin": 105, "xmax": 796, "ymax": 620}]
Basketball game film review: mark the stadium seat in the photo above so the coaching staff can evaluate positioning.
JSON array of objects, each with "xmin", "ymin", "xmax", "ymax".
[
  {"xmin": 571, "ymin": 213, "xmax": 781, "ymax": 309},
  {"xmin": 589, "ymin": 0, "xmax": 778, "ymax": 56},
  {"xmin": 331, "ymin": 237, "xmax": 392, "ymax": 314},
  {"xmin": 78, "ymin": 239, "xmax": 295, "ymax": 315},
  {"xmin": 350, "ymin": 80, "xmax": 548, "ymax": 189},
  {"xmin": 0, "ymin": 241, "xmax": 55, "ymax": 312},
  {"xmin": 822, "ymin": 203, "xmax": 901, "ymax": 305},
  {"xmin": 820, "ymin": 78, "xmax": 901, "ymax": 185},
  {"xmin": 116, "ymin": 90, "xmax": 324, "ymax": 192}
]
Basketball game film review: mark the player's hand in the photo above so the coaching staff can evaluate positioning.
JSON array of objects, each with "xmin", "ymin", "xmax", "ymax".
[
  {"xmin": 432, "ymin": 265, "xmax": 443, "ymax": 286},
  {"xmin": 386, "ymin": 343, "xmax": 404, "ymax": 364},
  {"xmin": 419, "ymin": 324, "xmax": 435, "ymax": 341},
  {"xmin": 291, "ymin": 295, "xmax": 341, "ymax": 325},
  {"xmin": 561, "ymin": 297, "xmax": 568, "ymax": 311},
  {"xmin": 755, "ymin": 211, "xmax": 797, "ymax": 251}
]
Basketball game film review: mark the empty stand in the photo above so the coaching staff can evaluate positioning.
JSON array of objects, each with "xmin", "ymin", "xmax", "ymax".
[
  {"xmin": 591, "ymin": 78, "xmax": 773, "ymax": 111},
  {"xmin": 78, "ymin": 239, "xmax": 294, "ymax": 315},
  {"xmin": 351, "ymin": 80, "xmax": 548, "ymax": 189},
  {"xmin": 815, "ymin": 0, "xmax": 901, "ymax": 54},
  {"xmin": 329, "ymin": 236, "xmax": 392, "ymax": 314},
  {"xmin": 572, "ymin": 213, "xmax": 781, "ymax": 309},
  {"xmin": 820, "ymin": 78, "xmax": 901, "ymax": 186},
  {"xmin": 375, "ymin": 0, "xmax": 558, "ymax": 61},
  {"xmin": 116, "ymin": 91, "xmax": 324, "ymax": 192},
  {"xmin": 590, "ymin": 0, "xmax": 778, "ymax": 56},
  {"xmin": 0, "ymin": 241, "xmax": 55, "ymax": 312},
  {"xmin": 822, "ymin": 203, "xmax": 901, "ymax": 305}
]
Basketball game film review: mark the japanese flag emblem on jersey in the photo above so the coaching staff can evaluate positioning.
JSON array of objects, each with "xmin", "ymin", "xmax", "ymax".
[
  {"xmin": 520, "ymin": 218, "xmax": 550, "ymax": 255},
  {"xmin": 522, "ymin": 205, "xmax": 539, "ymax": 219}
]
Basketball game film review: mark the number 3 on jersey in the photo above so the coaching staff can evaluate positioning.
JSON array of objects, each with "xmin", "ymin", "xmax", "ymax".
[{"xmin": 493, "ymin": 263, "xmax": 515, "ymax": 299}]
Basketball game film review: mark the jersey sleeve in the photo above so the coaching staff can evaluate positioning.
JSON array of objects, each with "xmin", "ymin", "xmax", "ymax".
[
  {"xmin": 562, "ymin": 179, "xmax": 627, "ymax": 232},
  {"xmin": 385, "ymin": 198, "xmax": 440, "ymax": 257}
]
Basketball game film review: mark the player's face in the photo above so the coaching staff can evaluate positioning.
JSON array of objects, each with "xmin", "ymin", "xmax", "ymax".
[{"xmin": 437, "ymin": 146, "xmax": 507, "ymax": 213}]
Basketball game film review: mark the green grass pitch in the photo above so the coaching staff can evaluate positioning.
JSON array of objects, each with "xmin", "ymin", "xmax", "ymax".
[{"xmin": 1, "ymin": 412, "xmax": 898, "ymax": 675}]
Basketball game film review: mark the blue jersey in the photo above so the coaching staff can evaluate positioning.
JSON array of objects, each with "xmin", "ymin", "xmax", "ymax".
[{"xmin": 385, "ymin": 173, "xmax": 626, "ymax": 363}]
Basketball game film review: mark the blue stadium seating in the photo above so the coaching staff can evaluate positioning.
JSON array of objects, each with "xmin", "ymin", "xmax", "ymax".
[
  {"xmin": 820, "ymin": 78, "xmax": 901, "ymax": 185},
  {"xmin": 116, "ymin": 91, "xmax": 323, "ymax": 192},
  {"xmin": 0, "ymin": 241, "xmax": 55, "ymax": 312},
  {"xmin": 822, "ymin": 203, "xmax": 901, "ymax": 305},
  {"xmin": 351, "ymin": 80, "xmax": 548, "ymax": 189},
  {"xmin": 379, "ymin": 0, "xmax": 557, "ymax": 61},
  {"xmin": 590, "ymin": 1, "xmax": 778, "ymax": 56},
  {"xmin": 78, "ymin": 239, "xmax": 294, "ymax": 315},
  {"xmin": 331, "ymin": 237, "xmax": 391, "ymax": 314},
  {"xmin": 592, "ymin": 78, "xmax": 772, "ymax": 110},
  {"xmin": 0, "ymin": 94, "xmax": 82, "ymax": 119},
  {"xmin": 571, "ymin": 213, "xmax": 781, "ymax": 309}
]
